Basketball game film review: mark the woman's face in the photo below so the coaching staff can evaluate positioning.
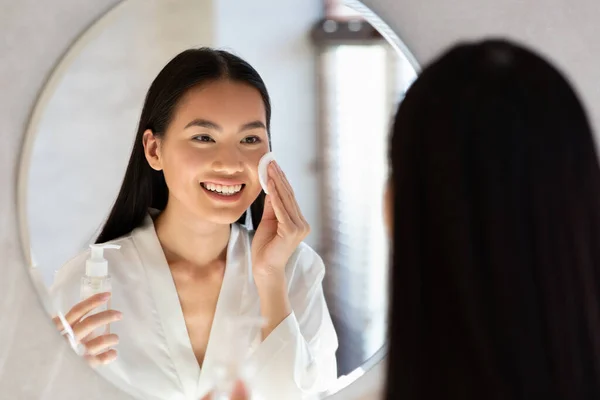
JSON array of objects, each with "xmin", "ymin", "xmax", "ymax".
[{"xmin": 144, "ymin": 79, "xmax": 269, "ymax": 224}]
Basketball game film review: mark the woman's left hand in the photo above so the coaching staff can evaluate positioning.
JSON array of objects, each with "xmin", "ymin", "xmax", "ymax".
[{"xmin": 251, "ymin": 161, "xmax": 310, "ymax": 281}]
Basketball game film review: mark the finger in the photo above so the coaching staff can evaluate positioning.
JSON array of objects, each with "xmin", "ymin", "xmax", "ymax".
[
  {"xmin": 273, "ymin": 161, "xmax": 295, "ymax": 196},
  {"xmin": 269, "ymin": 164, "xmax": 301, "ymax": 223},
  {"xmin": 73, "ymin": 310, "xmax": 122, "ymax": 340},
  {"xmin": 270, "ymin": 162, "xmax": 295, "ymax": 201},
  {"xmin": 273, "ymin": 161, "xmax": 304, "ymax": 220},
  {"xmin": 83, "ymin": 334, "xmax": 119, "ymax": 356},
  {"xmin": 64, "ymin": 292, "xmax": 111, "ymax": 326},
  {"xmin": 267, "ymin": 179, "xmax": 293, "ymax": 230},
  {"xmin": 260, "ymin": 187, "xmax": 276, "ymax": 221},
  {"xmin": 52, "ymin": 316, "xmax": 62, "ymax": 331},
  {"xmin": 273, "ymin": 162, "xmax": 310, "ymax": 233},
  {"xmin": 230, "ymin": 380, "xmax": 249, "ymax": 400},
  {"xmin": 53, "ymin": 316, "xmax": 73, "ymax": 344},
  {"xmin": 85, "ymin": 349, "xmax": 117, "ymax": 368},
  {"xmin": 269, "ymin": 164, "xmax": 310, "ymax": 235},
  {"xmin": 200, "ymin": 380, "xmax": 248, "ymax": 400},
  {"xmin": 272, "ymin": 162, "xmax": 308, "ymax": 230}
]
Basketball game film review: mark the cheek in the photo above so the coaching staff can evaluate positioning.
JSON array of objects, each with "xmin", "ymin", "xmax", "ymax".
[
  {"xmin": 162, "ymin": 144, "xmax": 206, "ymax": 181},
  {"xmin": 246, "ymin": 146, "xmax": 269, "ymax": 180}
]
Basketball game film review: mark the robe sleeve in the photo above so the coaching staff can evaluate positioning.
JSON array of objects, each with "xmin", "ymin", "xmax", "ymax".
[{"xmin": 245, "ymin": 245, "xmax": 338, "ymax": 399}]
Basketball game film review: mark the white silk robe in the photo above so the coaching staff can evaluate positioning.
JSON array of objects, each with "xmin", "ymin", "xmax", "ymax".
[{"xmin": 50, "ymin": 213, "xmax": 338, "ymax": 399}]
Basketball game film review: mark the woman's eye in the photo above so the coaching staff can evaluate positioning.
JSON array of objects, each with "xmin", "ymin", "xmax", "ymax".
[
  {"xmin": 193, "ymin": 135, "xmax": 214, "ymax": 143},
  {"xmin": 242, "ymin": 136, "xmax": 261, "ymax": 144}
]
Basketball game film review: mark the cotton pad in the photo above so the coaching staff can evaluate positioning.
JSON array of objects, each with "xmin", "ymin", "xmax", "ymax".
[{"xmin": 258, "ymin": 152, "xmax": 276, "ymax": 194}]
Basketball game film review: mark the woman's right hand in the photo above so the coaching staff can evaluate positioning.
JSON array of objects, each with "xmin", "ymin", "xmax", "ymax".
[
  {"xmin": 200, "ymin": 380, "xmax": 249, "ymax": 400},
  {"xmin": 52, "ymin": 292, "xmax": 123, "ymax": 367}
]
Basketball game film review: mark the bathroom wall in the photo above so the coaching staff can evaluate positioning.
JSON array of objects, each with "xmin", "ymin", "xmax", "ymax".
[
  {"xmin": 3, "ymin": 0, "xmax": 600, "ymax": 398},
  {"xmin": 366, "ymin": 0, "xmax": 600, "ymax": 135}
]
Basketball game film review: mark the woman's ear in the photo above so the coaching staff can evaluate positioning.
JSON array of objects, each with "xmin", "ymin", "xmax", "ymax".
[
  {"xmin": 383, "ymin": 178, "xmax": 393, "ymax": 238},
  {"xmin": 142, "ymin": 129, "xmax": 163, "ymax": 171}
]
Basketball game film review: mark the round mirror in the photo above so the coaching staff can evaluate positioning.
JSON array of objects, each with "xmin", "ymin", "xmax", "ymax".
[{"xmin": 18, "ymin": 0, "xmax": 417, "ymax": 398}]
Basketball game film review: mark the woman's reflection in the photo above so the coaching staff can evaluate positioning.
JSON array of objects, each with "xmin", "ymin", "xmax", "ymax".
[{"xmin": 50, "ymin": 48, "xmax": 338, "ymax": 400}]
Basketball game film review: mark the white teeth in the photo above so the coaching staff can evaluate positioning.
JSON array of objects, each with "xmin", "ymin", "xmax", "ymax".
[{"xmin": 202, "ymin": 183, "xmax": 243, "ymax": 195}]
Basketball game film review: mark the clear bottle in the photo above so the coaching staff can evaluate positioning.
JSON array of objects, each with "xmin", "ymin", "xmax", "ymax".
[{"xmin": 80, "ymin": 243, "xmax": 121, "ymax": 339}]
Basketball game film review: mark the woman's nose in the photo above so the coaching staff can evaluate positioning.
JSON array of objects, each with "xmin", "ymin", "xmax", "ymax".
[{"xmin": 211, "ymin": 148, "xmax": 244, "ymax": 174}]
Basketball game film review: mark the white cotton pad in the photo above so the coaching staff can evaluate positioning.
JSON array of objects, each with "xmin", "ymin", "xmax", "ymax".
[{"xmin": 258, "ymin": 152, "xmax": 276, "ymax": 194}]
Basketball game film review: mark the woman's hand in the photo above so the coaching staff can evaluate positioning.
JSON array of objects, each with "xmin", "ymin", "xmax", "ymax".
[
  {"xmin": 52, "ymin": 292, "xmax": 122, "ymax": 367},
  {"xmin": 251, "ymin": 161, "xmax": 310, "ymax": 281},
  {"xmin": 200, "ymin": 380, "xmax": 248, "ymax": 400}
]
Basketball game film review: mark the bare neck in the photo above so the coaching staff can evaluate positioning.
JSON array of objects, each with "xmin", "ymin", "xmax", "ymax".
[{"xmin": 154, "ymin": 203, "xmax": 231, "ymax": 269}]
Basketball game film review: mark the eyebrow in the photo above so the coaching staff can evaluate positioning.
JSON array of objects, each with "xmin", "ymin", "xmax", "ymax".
[{"xmin": 184, "ymin": 119, "xmax": 266, "ymax": 132}]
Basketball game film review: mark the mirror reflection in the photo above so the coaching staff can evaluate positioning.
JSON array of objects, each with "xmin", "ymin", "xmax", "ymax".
[{"xmin": 21, "ymin": 0, "xmax": 417, "ymax": 398}]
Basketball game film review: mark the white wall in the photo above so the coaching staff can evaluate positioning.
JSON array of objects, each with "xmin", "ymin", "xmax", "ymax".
[{"xmin": 363, "ymin": 0, "xmax": 600, "ymax": 136}]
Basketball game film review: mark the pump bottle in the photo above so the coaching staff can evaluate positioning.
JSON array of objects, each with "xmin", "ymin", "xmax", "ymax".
[{"xmin": 80, "ymin": 243, "xmax": 120, "ymax": 337}]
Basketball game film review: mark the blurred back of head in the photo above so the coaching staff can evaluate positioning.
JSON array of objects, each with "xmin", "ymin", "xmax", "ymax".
[{"xmin": 387, "ymin": 39, "xmax": 600, "ymax": 399}]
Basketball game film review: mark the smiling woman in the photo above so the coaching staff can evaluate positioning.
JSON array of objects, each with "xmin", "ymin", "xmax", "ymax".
[
  {"xmin": 49, "ymin": 48, "xmax": 338, "ymax": 400},
  {"xmin": 141, "ymin": 79, "xmax": 270, "ymax": 226},
  {"xmin": 96, "ymin": 50, "xmax": 273, "ymax": 244}
]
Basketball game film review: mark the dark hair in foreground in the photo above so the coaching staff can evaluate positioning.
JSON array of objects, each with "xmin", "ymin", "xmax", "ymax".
[
  {"xmin": 386, "ymin": 39, "xmax": 600, "ymax": 399},
  {"xmin": 96, "ymin": 48, "xmax": 271, "ymax": 243}
]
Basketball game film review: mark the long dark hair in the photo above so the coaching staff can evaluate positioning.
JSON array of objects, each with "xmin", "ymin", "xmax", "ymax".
[
  {"xmin": 96, "ymin": 48, "xmax": 271, "ymax": 244},
  {"xmin": 386, "ymin": 39, "xmax": 600, "ymax": 399}
]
